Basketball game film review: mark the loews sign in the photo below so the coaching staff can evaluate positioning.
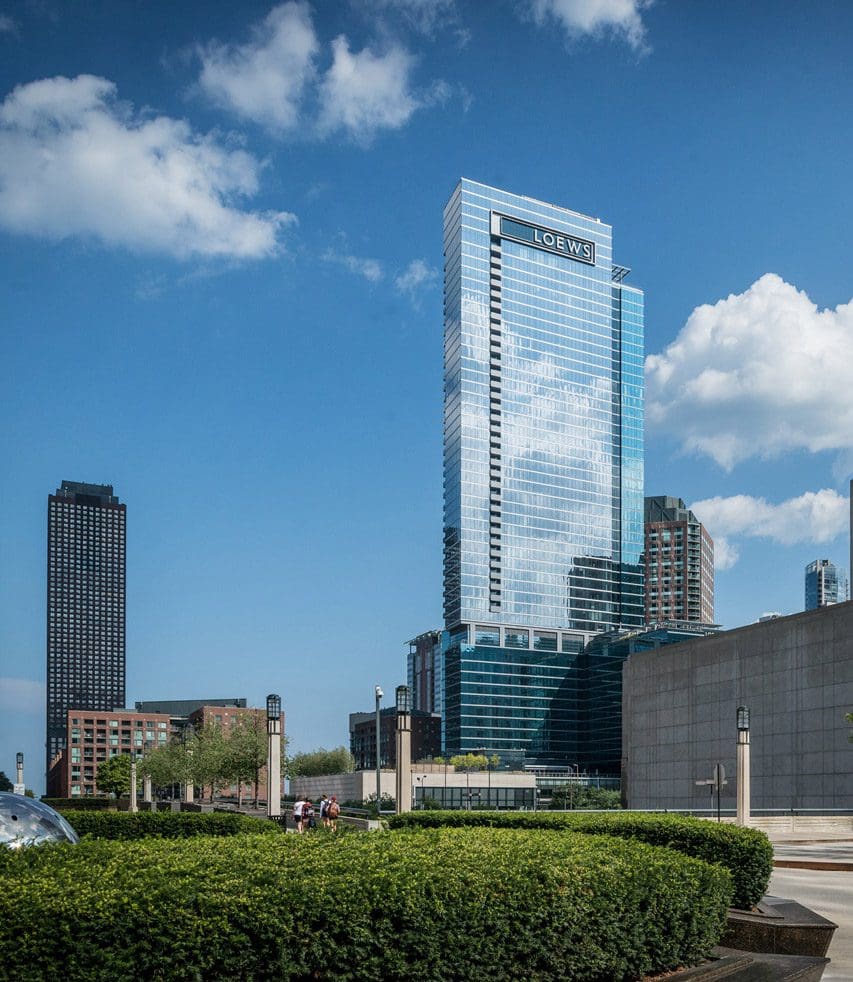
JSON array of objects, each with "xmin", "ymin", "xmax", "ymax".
[{"xmin": 491, "ymin": 212, "xmax": 595, "ymax": 266}]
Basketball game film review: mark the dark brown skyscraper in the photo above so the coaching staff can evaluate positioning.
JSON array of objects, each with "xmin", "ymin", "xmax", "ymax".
[
  {"xmin": 644, "ymin": 496, "xmax": 714, "ymax": 625},
  {"xmin": 46, "ymin": 481, "xmax": 126, "ymax": 777}
]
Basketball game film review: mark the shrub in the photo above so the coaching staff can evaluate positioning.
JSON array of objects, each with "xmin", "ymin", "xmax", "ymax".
[
  {"xmin": 41, "ymin": 797, "xmax": 114, "ymax": 811},
  {"xmin": 58, "ymin": 810, "xmax": 281, "ymax": 840},
  {"xmin": 0, "ymin": 827, "xmax": 730, "ymax": 980},
  {"xmin": 388, "ymin": 811, "xmax": 772, "ymax": 909}
]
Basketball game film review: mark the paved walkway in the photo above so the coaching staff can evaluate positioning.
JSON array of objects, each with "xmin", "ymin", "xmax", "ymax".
[{"xmin": 766, "ymin": 833, "xmax": 853, "ymax": 981}]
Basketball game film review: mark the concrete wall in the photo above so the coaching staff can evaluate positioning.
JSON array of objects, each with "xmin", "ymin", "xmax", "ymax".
[{"xmin": 622, "ymin": 602, "xmax": 853, "ymax": 811}]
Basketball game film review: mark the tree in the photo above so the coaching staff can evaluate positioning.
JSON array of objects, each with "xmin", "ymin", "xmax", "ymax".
[
  {"xmin": 0, "ymin": 771, "xmax": 13, "ymax": 792},
  {"xmin": 96, "ymin": 754, "xmax": 141, "ymax": 797},
  {"xmin": 224, "ymin": 713, "xmax": 276, "ymax": 807},
  {"xmin": 450, "ymin": 753, "xmax": 488, "ymax": 772},
  {"xmin": 139, "ymin": 744, "xmax": 183, "ymax": 795},
  {"xmin": 287, "ymin": 747, "xmax": 355, "ymax": 778},
  {"xmin": 549, "ymin": 785, "xmax": 621, "ymax": 811},
  {"xmin": 847, "ymin": 712, "xmax": 853, "ymax": 742},
  {"xmin": 188, "ymin": 723, "xmax": 228, "ymax": 802}
]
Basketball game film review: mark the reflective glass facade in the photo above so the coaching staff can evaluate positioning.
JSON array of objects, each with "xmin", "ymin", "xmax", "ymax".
[
  {"xmin": 805, "ymin": 559, "xmax": 849, "ymax": 610},
  {"xmin": 441, "ymin": 180, "xmax": 644, "ymax": 765},
  {"xmin": 443, "ymin": 180, "xmax": 643, "ymax": 633}
]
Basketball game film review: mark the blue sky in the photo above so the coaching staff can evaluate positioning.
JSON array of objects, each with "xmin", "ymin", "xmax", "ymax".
[{"xmin": 2, "ymin": 1, "xmax": 852, "ymax": 791}]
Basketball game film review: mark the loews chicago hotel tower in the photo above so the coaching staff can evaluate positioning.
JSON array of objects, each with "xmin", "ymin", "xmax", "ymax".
[{"xmin": 440, "ymin": 179, "xmax": 644, "ymax": 766}]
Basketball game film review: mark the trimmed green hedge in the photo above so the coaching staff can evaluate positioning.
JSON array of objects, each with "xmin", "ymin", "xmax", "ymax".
[
  {"xmin": 388, "ymin": 811, "xmax": 772, "ymax": 909},
  {"xmin": 42, "ymin": 797, "xmax": 114, "ymax": 811},
  {"xmin": 59, "ymin": 809, "xmax": 281, "ymax": 839},
  {"xmin": 0, "ymin": 827, "xmax": 730, "ymax": 980}
]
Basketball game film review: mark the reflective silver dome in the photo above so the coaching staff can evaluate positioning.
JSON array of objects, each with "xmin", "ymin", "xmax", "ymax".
[{"xmin": 0, "ymin": 792, "xmax": 79, "ymax": 849}]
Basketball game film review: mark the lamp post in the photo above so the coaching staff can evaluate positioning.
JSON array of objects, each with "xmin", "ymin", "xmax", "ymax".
[
  {"xmin": 14, "ymin": 752, "xmax": 24, "ymax": 795},
  {"xmin": 266, "ymin": 694, "xmax": 282, "ymax": 819},
  {"xmin": 181, "ymin": 725, "xmax": 194, "ymax": 805},
  {"xmin": 736, "ymin": 706, "xmax": 751, "ymax": 827},
  {"xmin": 395, "ymin": 685, "xmax": 412, "ymax": 814},
  {"xmin": 129, "ymin": 752, "xmax": 138, "ymax": 813},
  {"xmin": 374, "ymin": 685, "xmax": 383, "ymax": 812}
]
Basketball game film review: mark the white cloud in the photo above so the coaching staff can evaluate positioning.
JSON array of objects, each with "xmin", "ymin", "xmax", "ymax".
[
  {"xmin": 197, "ymin": 2, "xmax": 318, "ymax": 134},
  {"xmin": 322, "ymin": 248, "xmax": 383, "ymax": 282},
  {"xmin": 0, "ymin": 75, "xmax": 294, "ymax": 259},
  {"xmin": 368, "ymin": 0, "xmax": 459, "ymax": 36},
  {"xmin": 197, "ymin": 5, "xmax": 435, "ymax": 143},
  {"xmin": 528, "ymin": 0, "xmax": 651, "ymax": 50},
  {"xmin": 646, "ymin": 274, "xmax": 853, "ymax": 470},
  {"xmin": 318, "ymin": 37, "xmax": 419, "ymax": 141},
  {"xmin": 712, "ymin": 536, "xmax": 739, "ymax": 571},
  {"xmin": 0, "ymin": 678, "xmax": 43, "ymax": 714},
  {"xmin": 690, "ymin": 489, "xmax": 849, "ymax": 569},
  {"xmin": 395, "ymin": 258, "xmax": 438, "ymax": 296}
]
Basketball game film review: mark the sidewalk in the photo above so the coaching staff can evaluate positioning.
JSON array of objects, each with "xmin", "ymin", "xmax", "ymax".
[{"xmin": 768, "ymin": 832, "xmax": 853, "ymax": 872}]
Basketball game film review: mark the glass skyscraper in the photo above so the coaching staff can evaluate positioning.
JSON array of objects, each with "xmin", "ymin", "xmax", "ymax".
[
  {"xmin": 440, "ymin": 179, "xmax": 644, "ymax": 766},
  {"xmin": 804, "ymin": 558, "xmax": 848, "ymax": 611}
]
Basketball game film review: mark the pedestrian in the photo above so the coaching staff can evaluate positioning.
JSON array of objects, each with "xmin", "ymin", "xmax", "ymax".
[
  {"xmin": 327, "ymin": 795, "xmax": 340, "ymax": 832},
  {"xmin": 304, "ymin": 800, "xmax": 316, "ymax": 831},
  {"xmin": 292, "ymin": 796, "xmax": 306, "ymax": 833},
  {"xmin": 319, "ymin": 794, "xmax": 330, "ymax": 829}
]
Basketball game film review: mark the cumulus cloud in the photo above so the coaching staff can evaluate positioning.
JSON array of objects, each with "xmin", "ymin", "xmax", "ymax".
[
  {"xmin": 197, "ymin": 2, "xmax": 318, "ymax": 133},
  {"xmin": 368, "ymin": 0, "xmax": 460, "ymax": 36},
  {"xmin": 197, "ymin": 4, "xmax": 436, "ymax": 143},
  {"xmin": 691, "ymin": 489, "xmax": 849, "ymax": 569},
  {"xmin": 317, "ymin": 37, "xmax": 420, "ymax": 140},
  {"xmin": 0, "ymin": 678, "xmax": 43, "ymax": 714},
  {"xmin": 646, "ymin": 274, "xmax": 853, "ymax": 470},
  {"xmin": 527, "ymin": 0, "xmax": 651, "ymax": 50},
  {"xmin": 395, "ymin": 258, "xmax": 438, "ymax": 296},
  {"xmin": 0, "ymin": 74, "xmax": 294, "ymax": 259},
  {"xmin": 321, "ymin": 248, "xmax": 383, "ymax": 282}
]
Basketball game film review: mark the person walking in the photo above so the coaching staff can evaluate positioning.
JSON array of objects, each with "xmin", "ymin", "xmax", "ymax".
[
  {"xmin": 327, "ymin": 795, "xmax": 340, "ymax": 832},
  {"xmin": 319, "ymin": 794, "xmax": 330, "ymax": 829},
  {"xmin": 292, "ymin": 796, "xmax": 306, "ymax": 833},
  {"xmin": 303, "ymin": 800, "xmax": 316, "ymax": 831}
]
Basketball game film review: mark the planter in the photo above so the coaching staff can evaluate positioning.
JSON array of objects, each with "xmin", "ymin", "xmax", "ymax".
[
  {"xmin": 648, "ymin": 946, "xmax": 828, "ymax": 981},
  {"xmin": 722, "ymin": 896, "xmax": 838, "ymax": 958}
]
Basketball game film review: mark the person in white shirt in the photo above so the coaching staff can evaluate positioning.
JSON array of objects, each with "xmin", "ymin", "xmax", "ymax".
[{"xmin": 292, "ymin": 797, "xmax": 306, "ymax": 833}]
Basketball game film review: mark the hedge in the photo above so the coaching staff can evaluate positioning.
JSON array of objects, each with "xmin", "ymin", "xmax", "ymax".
[
  {"xmin": 0, "ymin": 827, "xmax": 730, "ymax": 981},
  {"xmin": 41, "ymin": 797, "xmax": 114, "ymax": 811},
  {"xmin": 387, "ymin": 811, "xmax": 772, "ymax": 910},
  {"xmin": 58, "ymin": 809, "xmax": 281, "ymax": 840}
]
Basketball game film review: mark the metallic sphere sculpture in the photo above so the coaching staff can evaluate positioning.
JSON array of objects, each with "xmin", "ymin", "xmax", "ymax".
[{"xmin": 0, "ymin": 792, "xmax": 79, "ymax": 849}]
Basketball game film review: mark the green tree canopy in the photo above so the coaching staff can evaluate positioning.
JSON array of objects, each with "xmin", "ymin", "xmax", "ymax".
[
  {"xmin": 287, "ymin": 747, "xmax": 354, "ymax": 777},
  {"xmin": 450, "ymin": 753, "xmax": 488, "ymax": 772},
  {"xmin": 0, "ymin": 771, "xmax": 13, "ymax": 792},
  {"xmin": 96, "ymin": 754, "xmax": 141, "ymax": 797}
]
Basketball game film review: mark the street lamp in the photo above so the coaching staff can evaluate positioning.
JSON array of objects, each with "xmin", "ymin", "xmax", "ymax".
[
  {"xmin": 374, "ymin": 686, "xmax": 383, "ymax": 812},
  {"xmin": 736, "ymin": 705, "xmax": 751, "ymax": 827},
  {"xmin": 15, "ymin": 753, "xmax": 24, "ymax": 795},
  {"xmin": 395, "ymin": 685, "xmax": 412, "ymax": 815},
  {"xmin": 181, "ymin": 724, "xmax": 194, "ymax": 805},
  {"xmin": 129, "ymin": 751, "xmax": 138, "ymax": 813},
  {"xmin": 266, "ymin": 694, "xmax": 282, "ymax": 819}
]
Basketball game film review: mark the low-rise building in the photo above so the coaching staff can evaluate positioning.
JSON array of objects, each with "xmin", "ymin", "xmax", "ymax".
[
  {"xmin": 622, "ymin": 602, "xmax": 853, "ymax": 811},
  {"xmin": 349, "ymin": 707, "xmax": 441, "ymax": 770}
]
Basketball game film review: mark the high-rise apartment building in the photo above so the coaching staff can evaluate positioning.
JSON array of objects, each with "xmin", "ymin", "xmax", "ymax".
[
  {"xmin": 46, "ymin": 481, "xmax": 126, "ymax": 777},
  {"xmin": 439, "ymin": 179, "xmax": 644, "ymax": 765},
  {"xmin": 643, "ymin": 496, "xmax": 714, "ymax": 624},
  {"xmin": 805, "ymin": 559, "xmax": 848, "ymax": 610}
]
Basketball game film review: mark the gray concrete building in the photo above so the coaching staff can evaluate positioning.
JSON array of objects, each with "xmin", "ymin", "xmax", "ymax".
[{"xmin": 622, "ymin": 602, "xmax": 853, "ymax": 812}]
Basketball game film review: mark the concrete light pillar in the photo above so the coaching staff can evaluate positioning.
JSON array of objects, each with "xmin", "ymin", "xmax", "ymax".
[
  {"xmin": 736, "ymin": 706, "xmax": 751, "ymax": 827},
  {"xmin": 143, "ymin": 774, "xmax": 153, "ymax": 804},
  {"xmin": 15, "ymin": 752, "xmax": 24, "ymax": 795},
  {"xmin": 374, "ymin": 686, "xmax": 384, "ymax": 809},
  {"xmin": 395, "ymin": 685, "xmax": 412, "ymax": 814},
  {"xmin": 266, "ymin": 694, "xmax": 282, "ymax": 819},
  {"xmin": 129, "ymin": 755, "xmax": 138, "ymax": 813}
]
